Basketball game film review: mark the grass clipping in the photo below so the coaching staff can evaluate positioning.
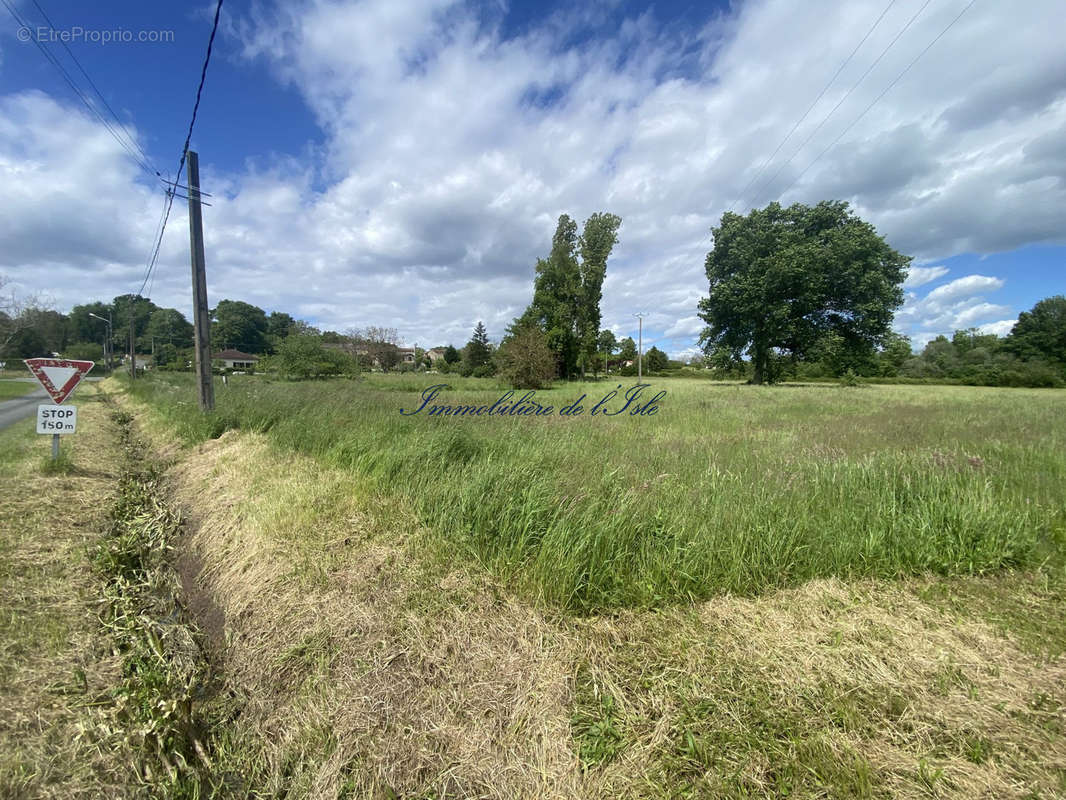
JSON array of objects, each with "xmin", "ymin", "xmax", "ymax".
[
  {"xmin": 168, "ymin": 429, "xmax": 581, "ymax": 798},
  {"xmin": 155, "ymin": 423, "xmax": 1065, "ymax": 799}
]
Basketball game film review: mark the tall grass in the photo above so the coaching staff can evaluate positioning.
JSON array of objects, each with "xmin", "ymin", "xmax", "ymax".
[{"xmin": 121, "ymin": 372, "xmax": 1066, "ymax": 610}]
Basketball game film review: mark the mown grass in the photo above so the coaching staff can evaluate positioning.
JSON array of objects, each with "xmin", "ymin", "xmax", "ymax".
[
  {"xmin": 130, "ymin": 402, "xmax": 1066, "ymax": 798},
  {"xmin": 0, "ymin": 379, "xmax": 37, "ymax": 400},
  {"xmin": 120, "ymin": 372, "xmax": 1066, "ymax": 611},
  {"xmin": 0, "ymin": 386, "xmax": 130, "ymax": 797}
]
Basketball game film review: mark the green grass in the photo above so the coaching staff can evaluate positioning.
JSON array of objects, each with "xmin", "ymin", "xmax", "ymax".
[
  {"xmin": 119, "ymin": 372, "xmax": 1066, "ymax": 611},
  {"xmin": 0, "ymin": 379, "xmax": 37, "ymax": 400}
]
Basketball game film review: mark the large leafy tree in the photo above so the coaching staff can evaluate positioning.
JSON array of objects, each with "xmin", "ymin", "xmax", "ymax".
[
  {"xmin": 145, "ymin": 308, "xmax": 194, "ymax": 350},
  {"xmin": 112, "ymin": 294, "xmax": 158, "ymax": 352},
  {"xmin": 698, "ymin": 201, "xmax": 909, "ymax": 384},
  {"xmin": 597, "ymin": 329, "xmax": 617, "ymax": 374},
  {"xmin": 1006, "ymin": 295, "xmax": 1066, "ymax": 365},
  {"xmin": 211, "ymin": 299, "xmax": 269, "ymax": 353},
  {"xmin": 67, "ymin": 301, "xmax": 113, "ymax": 345},
  {"xmin": 496, "ymin": 320, "xmax": 556, "ymax": 389},
  {"xmin": 876, "ymin": 331, "xmax": 913, "ymax": 377},
  {"xmin": 645, "ymin": 346, "xmax": 669, "ymax": 372},
  {"xmin": 524, "ymin": 212, "xmax": 621, "ymax": 378},
  {"xmin": 267, "ymin": 311, "xmax": 297, "ymax": 339}
]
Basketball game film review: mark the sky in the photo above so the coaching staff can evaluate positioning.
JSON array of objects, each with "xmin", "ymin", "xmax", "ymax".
[{"xmin": 0, "ymin": 0, "xmax": 1063, "ymax": 358}]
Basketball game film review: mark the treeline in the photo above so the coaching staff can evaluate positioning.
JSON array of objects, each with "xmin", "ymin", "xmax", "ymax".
[
  {"xmin": 698, "ymin": 296, "xmax": 1066, "ymax": 388},
  {"xmin": 0, "ymin": 292, "xmax": 318, "ymax": 369},
  {"xmin": 0, "ymin": 280, "xmax": 542, "ymax": 381},
  {"xmin": 0, "ymin": 292, "xmax": 196, "ymax": 368},
  {"xmin": 694, "ymin": 201, "xmax": 1065, "ymax": 388}
]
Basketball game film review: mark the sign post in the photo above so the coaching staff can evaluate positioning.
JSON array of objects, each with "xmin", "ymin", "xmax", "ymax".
[{"xmin": 23, "ymin": 358, "xmax": 94, "ymax": 461}]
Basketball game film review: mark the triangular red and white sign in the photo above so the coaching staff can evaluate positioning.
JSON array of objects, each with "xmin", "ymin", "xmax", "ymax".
[{"xmin": 24, "ymin": 358, "xmax": 94, "ymax": 404}]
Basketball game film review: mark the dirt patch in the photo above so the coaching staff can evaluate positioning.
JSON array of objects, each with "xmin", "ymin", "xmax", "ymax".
[{"xmin": 174, "ymin": 540, "xmax": 227, "ymax": 659}]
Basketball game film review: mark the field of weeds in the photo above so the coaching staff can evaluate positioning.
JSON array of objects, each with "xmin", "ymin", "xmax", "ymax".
[
  {"xmin": 110, "ymin": 373, "xmax": 1066, "ymax": 798},
  {"xmin": 121, "ymin": 372, "xmax": 1065, "ymax": 611}
]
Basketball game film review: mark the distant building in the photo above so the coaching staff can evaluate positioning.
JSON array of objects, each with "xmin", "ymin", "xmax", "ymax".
[
  {"xmin": 212, "ymin": 348, "xmax": 259, "ymax": 370},
  {"xmin": 121, "ymin": 353, "xmax": 154, "ymax": 369}
]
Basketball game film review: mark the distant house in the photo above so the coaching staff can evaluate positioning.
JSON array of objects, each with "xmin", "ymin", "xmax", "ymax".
[
  {"xmin": 121, "ymin": 353, "xmax": 154, "ymax": 369},
  {"xmin": 397, "ymin": 347, "xmax": 417, "ymax": 364},
  {"xmin": 425, "ymin": 348, "xmax": 446, "ymax": 362},
  {"xmin": 212, "ymin": 348, "xmax": 259, "ymax": 370}
]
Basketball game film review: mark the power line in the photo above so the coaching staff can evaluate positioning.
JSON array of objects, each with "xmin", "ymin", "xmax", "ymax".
[
  {"xmin": 135, "ymin": 0, "xmax": 224, "ymax": 299},
  {"xmin": 727, "ymin": 0, "xmax": 900, "ymax": 215},
  {"xmin": 143, "ymin": 181, "xmax": 170, "ymax": 299},
  {"xmin": 136, "ymin": 188, "xmax": 176, "ymax": 297},
  {"xmin": 27, "ymin": 0, "xmax": 159, "ymax": 177},
  {"xmin": 774, "ymin": 0, "xmax": 977, "ymax": 203},
  {"xmin": 0, "ymin": 0, "xmax": 160, "ymax": 178},
  {"xmin": 749, "ymin": 0, "xmax": 935, "ymax": 207}
]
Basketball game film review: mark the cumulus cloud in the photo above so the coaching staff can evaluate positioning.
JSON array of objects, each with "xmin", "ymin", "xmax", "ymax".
[
  {"xmin": 903, "ymin": 265, "xmax": 948, "ymax": 288},
  {"xmin": 2, "ymin": 0, "xmax": 1065, "ymax": 351},
  {"xmin": 924, "ymin": 275, "xmax": 1005, "ymax": 303},
  {"xmin": 978, "ymin": 318, "xmax": 1017, "ymax": 337},
  {"xmin": 663, "ymin": 316, "xmax": 705, "ymax": 338},
  {"xmin": 896, "ymin": 271, "xmax": 1012, "ymax": 345}
]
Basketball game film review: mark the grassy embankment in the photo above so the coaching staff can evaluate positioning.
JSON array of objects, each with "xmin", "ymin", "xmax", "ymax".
[
  {"xmin": 111, "ymin": 371, "xmax": 1066, "ymax": 798},
  {"xmin": 0, "ymin": 386, "xmax": 225, "ymax": 796},
  {"xmin": 122, "ymin": 371, "xmax": 1065, "ymax": 611}
]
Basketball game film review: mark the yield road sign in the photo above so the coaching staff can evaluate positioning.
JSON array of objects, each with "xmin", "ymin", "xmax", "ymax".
[{"xmin": 24, "ymin": 358, "xmax": 94, "ymax": 404}]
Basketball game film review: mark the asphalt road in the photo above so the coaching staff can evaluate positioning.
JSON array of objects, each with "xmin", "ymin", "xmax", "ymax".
[{"xmin": 0, "ymin": 385, "xmax": 48, "ymax": 431}]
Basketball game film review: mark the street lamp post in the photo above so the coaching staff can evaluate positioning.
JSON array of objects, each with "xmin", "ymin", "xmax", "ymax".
[
  {"xmin": 634, "ymin": 312, "xmax": 647, "ymax": 381},
  {"xmin": 88, "ymin": 312, "xmax": 112, "ymax": 372}
]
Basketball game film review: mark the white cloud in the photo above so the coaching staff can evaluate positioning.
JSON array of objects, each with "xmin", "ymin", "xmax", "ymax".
[
  {"xmin": 903, "ymin": 265, "xmax": 948, "ymax": 288},
  {"xmin": 670, "ymin": 346, "xmax": 703, "ymax": 362},
  {"xmin": 977, "ymin": 318, "xmax": 1017, "ymax": 337},
  {"xmin": 2, "ymin": 0, "xmax": 1065, "ymax": 350},
  {"xmin": 663, "ymin": 316, "xmax": 704, "ymax": 338},
  {"xmin": 896, "ymin": 271, "xmax": 1012, "ymax": 343},
  {"xmin": 924, "ymin": 275, "xmax": 1005, "ymax": 304}
]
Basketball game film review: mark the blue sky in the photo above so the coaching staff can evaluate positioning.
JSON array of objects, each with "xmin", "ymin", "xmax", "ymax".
[{"xmin": 1, "ymin": 0, "xmax": 1063, "ymax": 356}]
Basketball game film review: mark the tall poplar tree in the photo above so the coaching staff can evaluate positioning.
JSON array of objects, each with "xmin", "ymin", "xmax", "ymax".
[{"xmin": 524, "ymin": 212, "xmax": 621, "ymax": 378}]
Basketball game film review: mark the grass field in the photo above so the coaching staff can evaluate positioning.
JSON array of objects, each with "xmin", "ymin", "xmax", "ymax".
[
  {"xmin": 110, "ymin": 372, "xmax": 1066, "ymax": 797},
  {"xmin": 0, "ymin": 380, "xmax": 37, "ymax": 400},
  {"xmin": 122, "ymin": 372, "xmax": 1065, "ymax": 611}
]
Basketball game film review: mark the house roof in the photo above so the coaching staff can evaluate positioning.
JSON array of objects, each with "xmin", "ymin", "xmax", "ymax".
[{"xmin": 212, "ymin": 348, "xmax": 259, "ymax": 361}]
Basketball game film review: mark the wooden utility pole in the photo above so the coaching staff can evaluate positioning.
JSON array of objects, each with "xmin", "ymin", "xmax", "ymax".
[
  {"xmin": 129, "ymin": 315, "xmax": 136, "ymax": 379},
  {"xmin": 186, "ymin": 150, "xmax": 214, "ymax": 411}
]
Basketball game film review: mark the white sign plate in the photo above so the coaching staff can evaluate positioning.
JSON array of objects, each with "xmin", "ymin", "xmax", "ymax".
[{"xmin": 37, "ymin": 404, "xmax": 77, "ymax": 434}]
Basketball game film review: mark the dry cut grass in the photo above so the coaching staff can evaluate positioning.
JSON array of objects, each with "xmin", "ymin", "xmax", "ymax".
[
  {"xmin": 167, "ymin": 429, "xmax": 583, "ymax": 798},
  {"xmin": 0, "ymin": 385, "xmax": 135, "ymax": 798},
  {"xmin": 138, "ymin": 398, "xmax": 1066, "ymax": 799}
]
